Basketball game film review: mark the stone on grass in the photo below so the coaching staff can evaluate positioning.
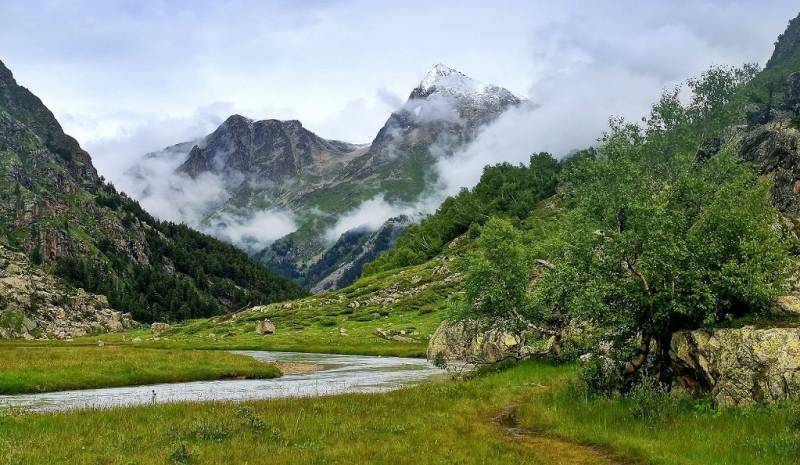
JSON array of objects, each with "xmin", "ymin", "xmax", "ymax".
[{"xmin": 256, "ymin": 319, "xmax": 276, "ymax": 335}]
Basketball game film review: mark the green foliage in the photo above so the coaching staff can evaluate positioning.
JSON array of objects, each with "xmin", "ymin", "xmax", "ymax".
[
  {"xmin": 533, "ymin": 66, "xmax": 789, "ymax": 379},
  {"xmin": 364, "ymin": 152, "xmax": 560, "ymax": 275},
  {"xmin": 53, "ymin": 194, "xmax": 307, "ymax": 323},
  {"xmin": 579, "ymin": 357, "xmax": 620, "ymax": 398},
  {"xmin": 168, "ymin": 442, "xmax": 192, "ymax": 465},
  {"xmin": 626, "ymin": 374, "xmax": 686, "ymax": 425},
  {"xmin": 457, "ymin": 217, "xmax": 531, "ymax": 321}
]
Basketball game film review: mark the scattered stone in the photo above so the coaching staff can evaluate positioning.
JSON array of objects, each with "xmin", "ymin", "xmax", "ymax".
[
  {"xmin": 374, "ymin": 327, "xmax": 414, "ymax": 343},
  {"xmin": 97, "ymin": 340, "xmax": 105, "ymax": 347},
  {"xmin": 132, "ymin": 337, "xmax": 142, "ymax": 344},
  {"xmin": 256, "ymin": 319, "xmax": 276, "ymax": 335},
  {"xmin": 339, "ymin": 328, "xmax": 348, "ymax": 336},
  {"xmin": 150, "ymin": 322, "xmax": 171, "ymax": 335}
]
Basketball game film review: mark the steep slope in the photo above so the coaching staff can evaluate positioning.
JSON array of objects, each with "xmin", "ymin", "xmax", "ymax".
[
  {"xmin": 0, "ymin": 244, "xmax": 132, "ymax": 339},
  {"xmin": 730, "ymin": 13, "xmax": 800, "ymax": 214},
  {"xmin": 0, "ymin": 59, "xmax": 305, "ymax": 328},
  {"xmin": 136, "ymin": 64, "xmax": 524, "ymax": 291},
  {"xmin": 307, "ymin": 215, "xmax": 413, "ymax": 293}
]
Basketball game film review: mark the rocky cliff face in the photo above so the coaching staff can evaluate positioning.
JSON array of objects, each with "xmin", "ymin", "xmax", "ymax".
[
  {"xmin": 308, "ymin": 216, "xmax": 413, "ymax": 293},
  {"xmin": 671, "ymin": 326, "xmax": 800, "ymax": 406},
  {"xmin": 0, "ymin": 245, "xmax": 132, "ymax": 339},
  {"xmin": 178, "ymin": 115, "xmax": 367, "ymax": 184},
  {"xmin": 133, "ymin": 65, "xmax": 524, "ymax": 291}
]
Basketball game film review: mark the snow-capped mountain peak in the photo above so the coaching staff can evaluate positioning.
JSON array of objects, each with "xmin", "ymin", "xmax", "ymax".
[
  {"xmin": 412, "ymin": 63, "xmax": 524, "ymax": 104},
  {"xmin": 418, "ymin": 63, "xmax": 485, "ymax": 95}
]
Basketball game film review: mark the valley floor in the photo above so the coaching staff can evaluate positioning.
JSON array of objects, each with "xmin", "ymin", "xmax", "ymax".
[{"xmin": 1, "ymin": 359, "xmax": 797, "ymax": 465}]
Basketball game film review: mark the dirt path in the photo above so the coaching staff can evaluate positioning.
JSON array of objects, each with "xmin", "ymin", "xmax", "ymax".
[{"xmin": 493, "ymin": 405, "xmax": 632, "ymax": 465}]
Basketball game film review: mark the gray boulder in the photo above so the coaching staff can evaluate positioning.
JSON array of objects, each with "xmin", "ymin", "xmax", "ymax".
[
  {"xmin": 427, "ymin": 319, "xmax": 552, "ymax": 364},
  {"xmin": 150, "ymin": 322, "xmax": 171, "ymax": 335},
  {"xmin": 255, "ymin": 319, "xmax": 276, "ymax": 335},
  {"xmin": 671, "ymin": 326, "xmax": 800, "ymax": 406}
]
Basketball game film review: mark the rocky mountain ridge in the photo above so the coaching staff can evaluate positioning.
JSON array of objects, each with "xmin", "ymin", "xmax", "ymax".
[{"xmin": 135, "ymin": 64, "xmax": 525, "ymax": 291}]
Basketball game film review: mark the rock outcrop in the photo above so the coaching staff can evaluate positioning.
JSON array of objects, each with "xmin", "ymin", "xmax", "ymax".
[
  {"xmin": 670, "ymin": 326, "xmax": 800, "ymax": 406},
  {"xmin": 427, "ymin": 319, "xmax": 552, "ymax": 364},
  {"xmin": 0, "ymin": 245, "xmax": 133, "ymax": 339},
  {"xmin": 732, "ymin": 116, "xmax": 800, "ymax": 214},
  {"xmin": 255, "ymin": 318, "xmax": 275, "ymax": 335}
]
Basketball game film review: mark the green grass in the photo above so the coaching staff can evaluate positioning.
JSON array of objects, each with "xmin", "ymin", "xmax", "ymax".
[
  {"xmin": 70, "ymin": 255, "xmax": 460, "ymax": 358},
  {"xmin": 517, "ymin": 375, "xmax": 800, "ymax": 465},
  {"xmin": 1, "ymin": 361, "xmax": 797, "ymax": 465},
  {"xmin": 0, "ymin": 346, "xmax": 281, "ymax": 394}
]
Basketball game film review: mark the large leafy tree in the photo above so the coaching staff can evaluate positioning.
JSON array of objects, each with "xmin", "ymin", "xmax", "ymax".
[{"xmin": 533, "ymin": 67, "xmax": 788, "ymax": 387}]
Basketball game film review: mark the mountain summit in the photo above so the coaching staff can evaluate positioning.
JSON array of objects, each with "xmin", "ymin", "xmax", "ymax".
[
  {"xmin": 129, "ymin": 65, "xmax": 525, "ymax": 291},
  {"xmin": 178, "ymin": 114, "xmax": 367, "ymax": 183},
  {"xmin": 413, "ymin": 63, "xmax": 523, "ymax": 107}
]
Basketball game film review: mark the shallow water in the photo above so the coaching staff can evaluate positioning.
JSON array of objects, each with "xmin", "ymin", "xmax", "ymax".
[{"xmin": 0, "ymin": 351, "xmax": 445, "ymax": 412}]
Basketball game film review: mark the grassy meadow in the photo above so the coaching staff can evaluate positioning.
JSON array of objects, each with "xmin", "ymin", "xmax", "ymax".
[
  {"xmin": 0, "ymin": 345, "xmax": 280, "ymax": 395},
  {"xmin": 50, "ymin": 256, "xmax": 462, "ymax": 358},
  {"xmin": 1, "ymin": 361, "xmax": 798, "ymax": 465}
]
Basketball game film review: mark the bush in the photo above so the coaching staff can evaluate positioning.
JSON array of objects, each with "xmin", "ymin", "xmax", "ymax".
[
  {"xmin": 626, "ymin": 375, "xmax": 684, "ymax": 424},
  {"xmin": 580, "ymin": 356, "xmax": 620, "ymax": 397}
]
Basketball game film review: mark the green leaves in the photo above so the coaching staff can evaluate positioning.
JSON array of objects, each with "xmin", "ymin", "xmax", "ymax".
[
  {"xmin": 535, "ymin": 69, "xmax": 789, "ymax": 344},
  {"xmin": 461, "ymin": 218, "xmax": 531, "ymax": 320}
]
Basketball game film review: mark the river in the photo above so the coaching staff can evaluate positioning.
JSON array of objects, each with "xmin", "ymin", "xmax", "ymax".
[{"xmin": 0, "ymin": 351, "xmax": 445, "ymax": 412}]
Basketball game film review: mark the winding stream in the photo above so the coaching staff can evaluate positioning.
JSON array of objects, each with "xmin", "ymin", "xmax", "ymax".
[{"xmin": 0, "ymin": 351, "xmax": 445, "ymax": 412}]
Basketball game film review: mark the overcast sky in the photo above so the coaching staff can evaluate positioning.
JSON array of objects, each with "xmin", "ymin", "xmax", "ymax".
[{"xmin": 1, "ymin": 1, "xmax": 798, "ymax": 183}]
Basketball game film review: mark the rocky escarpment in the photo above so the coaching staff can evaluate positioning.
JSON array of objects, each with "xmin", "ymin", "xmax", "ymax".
[
  {"xmin": 671, "ymin": 326, "xmax": 800, "ymax": 406},
  {"xmin": 733, "ymin": 111, "xmax": 800, "ymax": 214},
  {"xmin": 0, "ymin": 245, "xmax": 133, "ymax": 339}
]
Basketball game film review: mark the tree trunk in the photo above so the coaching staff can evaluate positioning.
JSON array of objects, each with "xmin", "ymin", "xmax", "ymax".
[
  {"xmin": 656, "ymin": 332, "xmax": 673, "ymax": 387},
  {"xmin": 621, "ymin": 333, "xmax": 652, "ymax": 391}
]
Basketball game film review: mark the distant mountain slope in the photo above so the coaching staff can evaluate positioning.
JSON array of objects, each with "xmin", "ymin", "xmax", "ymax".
[
  {"xmin": 0, "ymin": 59, "xmax": 305, "ymax": 327},
  {"xmin": 132, "ymin": 64, "xmax": 525, "ymax": 291}
]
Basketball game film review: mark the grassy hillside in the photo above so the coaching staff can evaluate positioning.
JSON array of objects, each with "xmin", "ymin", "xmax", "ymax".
[{"xmin": 88, "ymin": 250, "xmax": 463, "ymax": 357}]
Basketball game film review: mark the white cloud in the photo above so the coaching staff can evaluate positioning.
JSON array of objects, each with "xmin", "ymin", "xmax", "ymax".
[
  {"xmin": 2, "ymin": 0, "xmax": 797, "ymax": 252},
  {"xmin": 207, "ymin": 210, "xmax": 298, "ymax": 250}
]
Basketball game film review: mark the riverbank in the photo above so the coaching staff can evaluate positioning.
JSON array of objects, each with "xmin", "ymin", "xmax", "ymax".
[
  {"xmin": 0, "ymin": 346, "xmax": 281, "ymax": 395},
  {"xmin": 1, "ymin": 361, "xmax": 797, "ymax": 465}
]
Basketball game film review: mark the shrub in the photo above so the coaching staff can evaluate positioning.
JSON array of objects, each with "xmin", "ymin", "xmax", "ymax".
[
  {"xmin": 580, "ymin": 356, "xmax": 620, "ymax": 397},
  {"xmin": 626, "ymin": 375, "xmax": 683, "ymax": 424}
]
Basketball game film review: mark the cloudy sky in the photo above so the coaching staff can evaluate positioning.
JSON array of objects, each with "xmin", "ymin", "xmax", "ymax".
[{"xmin": 1, "ymin": 0, "xmax": 797, "ymax": 193}]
